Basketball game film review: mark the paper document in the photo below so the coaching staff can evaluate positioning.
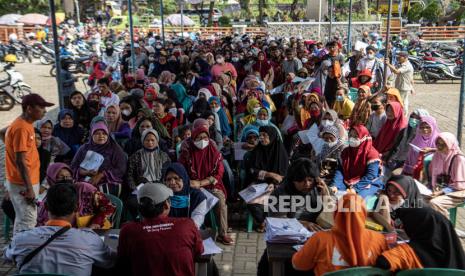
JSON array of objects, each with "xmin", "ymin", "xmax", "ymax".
[
  {"xmin": 202, "ymin": 237, "xmax": 223, "ymax": 255},
  {"xmin": 234, "ymin": 142, "xmax": 247, "ymax": 161},
  {"xmin": 298, "ymin": 124, "xmax": 325, "ymax": 155},
  {"xmin": 80, "ymin": 150, "xmax": 104, "ymax": 171},
  {"xmin": 415, "ymin": 180, "xmax": 432, "ymax": 196},
  {"xmin": 409, "ymin": 143, "xmax": 422, "ymax": 153},
  {"xmin": 265, "ymin": 217, "xmax": 313, "ymax": 243},
  {"xmin": 354, "ymin": 41, "xmax": 368, "ymax": 52},
  {"xmin": 239, "ymin": 183, "xmax": 269, "ymax": 203},
  {"xmin": 200, "ymin": 188, "xmax": 219, "ymax": 212}
]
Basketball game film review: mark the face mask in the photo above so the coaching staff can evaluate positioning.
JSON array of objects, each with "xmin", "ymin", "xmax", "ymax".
[
  {"xmin": 256, "ymin": 119, "xmax": 269, "ymax": 126},
  {"xmin": 336, "ymin": 95, "xmax": 344, "ymax": 102},
  {"xmin": 232, "ymin": 57, "xmax": 239, "ymax": 62},
  {"xmin": 310, "ymin": 110, "xmax": 320, "ymax": 118},
  {"xmin": 216, "ymin": 57, "xmax": 224, "ymax": 64},
  {"xmin": 105, "ymin": 48, "xmax": 114, "ymax": 56},
  {"xmin": 349, "ymin": 137, "xmax": 361, "ymax": 148},
  {"xmin": 321, "ymin": 120, "xmax": 334, "ymax": 127},
  {"xmin": 168, "ymin": 107, "xmax": 177, "ymax": 117},
  {"xmin": 371, "ymin": 104, "xmax": 381, "ymax": 111},
  {"xmin": 155, "ymin": 45, "xmax": 162, "ymax": 49},
  {"xmin": 390, "ymin": 198, "xmax": 406, "ymax": 211},
  {"xmin": 170, "ymin": 195, "xmax": 189, "ymax": 208},
  {"xmin": 409, "ymin": 118, "xmax": 419, "ymax": 128},
  {"xmin": 301, "ymin": 58, "xmax": 308, "ymax": 63},
  {"xmin": 253, "ymin": 107, "xmax": 261, "ymax": 114},
  {"xmin": 326, "ymin": 140, "xmax": 338, "ymax": 148},
  {"xmin": 213, "ymin": 107, "xmax": 220, "ymax": 113},
  {"xmin": 194, "ymin": 139, "xmax": 209, "ymax": 150},
  {"xmin": 149, "ymin": 56, "xmax": 155, "ymax": 61},
  {"xmin": 121, "ymin": 109, "xmax": 131, "ymax": 116},
  {"xmin": 367, "ymin": 54, "xmax": 375, "ymax": 60}
]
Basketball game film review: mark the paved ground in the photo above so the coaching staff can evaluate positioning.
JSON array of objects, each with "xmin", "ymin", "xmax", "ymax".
[{"xmin": 0, "ymin": 62, "xmax": 464, "ymax": 276}]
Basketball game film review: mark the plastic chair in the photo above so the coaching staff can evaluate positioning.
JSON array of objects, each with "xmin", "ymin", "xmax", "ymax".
[
  {"xmin": 450, "ymin": 202, "xmax": 465, "ymax": 227},
  {"xmin": 3, "ymin": 216, "xmax": 12, "ymax": 240},
  {"xmin": 208, "ymin": 210, "xmax": 218, "ymax": 232},
  {"xmin": 104, "ymin": 193, "xmax": 123, "ymax": 229},
  {"xmin": 246, "ymin": 212, "xmax": 253, "ymax": 233},
  {"xmin": 323, "ymin": 266, "xmax": 390, "ymax": 276},
  {"xmin": 396, "ymin": 268, "xmax": 465, "ymax": 276}
]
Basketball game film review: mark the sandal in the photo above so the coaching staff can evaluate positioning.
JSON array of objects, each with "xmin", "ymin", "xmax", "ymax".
[{"xmin": 217, "ymin": 235, "xmax": 234, "ymax": 245}]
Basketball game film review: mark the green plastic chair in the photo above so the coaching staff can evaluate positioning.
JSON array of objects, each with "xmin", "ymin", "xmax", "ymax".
[
  {"xmin": 3, "ymin": 215, "xmax": 12, "ymax": 240},
  {"xmin": 246, "ymin": 212, "xmax": 253, "ymax": 233},
  {"xmin": 450, "ymin": 202, "xmax": 465, "ymax": 227},
  {"xmin": 105, "ymin": 193, "xmax": 123, "ymax": 229},
  {"xmin": 323, "ymin": 266, "xmax": 390, "ymax": 276},
  {"xmin": 208, "ymin": 210, "xmax": 218, "ymax": 232},
  {"xmin": 397, "ymin": 268, "xmax": 465, "ymax": 276}
]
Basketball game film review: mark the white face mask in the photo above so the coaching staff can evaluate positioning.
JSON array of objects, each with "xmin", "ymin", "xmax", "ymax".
[
  {"xmin": 326, "ymin": 140, "xmax": 338, "ymax": 148},
  {"xmin": 348, "ymin": 137, "xmax": 361, "ymax": 148},
  {"xmin": 253, "ymin": 107, "xmax": 261, "ymax": 114},
  {"xmin": 390, "ymin": 198, "xmax": 405, "ymax": 211},
  {"xmin": 367, "ymin": 53, "xmax": 375, "ymax": 60},
  {"xmin": 121, "ymin": 109, "xmax": 131, "ymax": 116},
  {"xmin": 168, "ymin": 107, "xmax": 177, "ymax": 117},
  {"xmin": 194, "ymin": 139, "xmax": 209, "ymax": 150},
  {"xmin": 216, "ymin": 57, "xmax": 224, "ymax": 64},
  {"xmin": 232, "ymin": 57, "xmax": 239, "ymax": 62},
  {"xmin": 256, "ymin": 119, "xmax": 269, "ymax": 126},
  {"xmin": 212, "ymin": 107, "xmax": 220, "ymax": 113},
  {"xmin": 321, "ymin": 120, "xmax": 334, "ymax": 127},
  {"xmin": 301, "ymin": 58, "xmax": 308, "ymax": 63}
]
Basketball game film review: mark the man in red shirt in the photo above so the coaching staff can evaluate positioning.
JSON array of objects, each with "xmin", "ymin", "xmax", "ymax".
[{"xmin": 117, "ymin": 183, "xmax": 204, "ymax": 276}]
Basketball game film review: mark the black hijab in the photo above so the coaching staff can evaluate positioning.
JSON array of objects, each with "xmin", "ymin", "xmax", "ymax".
[
  {"xmin": 387, "ymin": 175, "xmax": 423, "ymax": 208},
  {"xmin": 69, "ymin": 91, "xmax": 94, "ymax": 130},
  {"xmin": 250, "ymin": 126, "xmax": 289, "ymax": 176},
  {"xmin": 397, "ymin": 207, "xmax": 465, "ymax": 269},
  {"xmin": 188, "ymin": 98, "xmax": 210, "ymax": 123}
]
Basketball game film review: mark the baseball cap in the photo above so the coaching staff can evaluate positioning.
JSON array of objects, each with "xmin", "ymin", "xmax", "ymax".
[
  {"xmin": 137, "ymin": 183, "xmax": 173, "ymax": 205},
  {"xmin": 397, "ymin": 51, "xmax": 409, "ymax": 57},
  {"xmin": 21, "ymin": 94, "xmax": 54, "ymax": 108}
]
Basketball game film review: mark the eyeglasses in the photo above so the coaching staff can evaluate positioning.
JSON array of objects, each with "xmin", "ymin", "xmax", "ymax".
[{"xmin": 166, "ymin": 176, "xmax": 182, "ymax": 182}]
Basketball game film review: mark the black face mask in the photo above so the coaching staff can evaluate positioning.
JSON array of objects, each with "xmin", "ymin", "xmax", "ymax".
[
  {"xmin": 88, "ymin": 100, "xmax": 99, "ymax": 110},
  {"xmin": 106, "ymin": 48, "xmax": 114, "ymax": 56},
  {"xmin": 371, "ymin": 104, "xmax": 381, "ymax": 111}
]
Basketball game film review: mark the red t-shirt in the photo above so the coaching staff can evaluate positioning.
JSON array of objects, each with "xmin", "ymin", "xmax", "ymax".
[{"xmin": 117, "ymin": 216, "xmax": 204, "ymax": 276}]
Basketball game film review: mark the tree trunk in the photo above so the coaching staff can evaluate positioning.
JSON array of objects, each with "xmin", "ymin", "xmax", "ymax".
[
  {"xmin": 438, "ymin": 0, "xmax": 465, "ymax": 25},
  {"xmin": 208, "ymin": 0, "xmax": 214, "ymax": 26},
  {"xmin": 290, "ymin": 0, "xmax": 299, "ymax": 21},
  {"xmin": 259, "ymin": 0, "xmax": 264, "ymax": 25},
  {"xmin": 362, "ymin": 0, "xmax": 368, "ymax": 20}
]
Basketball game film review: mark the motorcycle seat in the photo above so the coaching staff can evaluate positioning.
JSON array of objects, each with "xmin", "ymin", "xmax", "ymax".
[{"xmin": 76, "ymin": 56, "xmax": 90, "ymax": 62}]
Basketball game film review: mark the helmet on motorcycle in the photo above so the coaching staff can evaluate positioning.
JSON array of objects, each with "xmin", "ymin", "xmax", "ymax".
[{"xmin": 4, "ymin": 54, "xmax": 17, "ymax": 63}]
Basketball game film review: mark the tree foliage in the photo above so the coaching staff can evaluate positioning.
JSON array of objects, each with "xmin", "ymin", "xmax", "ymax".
[
  {"xmin": 421, "ymin": 1, "xmax": 442, "ymax": 22},
  {"xmin": 0, "ymin": 0, "xmax": 58, "ymax": 14}
]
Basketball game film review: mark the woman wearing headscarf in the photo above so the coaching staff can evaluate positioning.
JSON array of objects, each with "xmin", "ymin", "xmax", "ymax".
[
  {"xmin": 71, "ymin": 122, "xmax": 128, "ymax": 196},
  {"xmin": 37, "ymin": 163, "xmax": 116, "ymax": 229},
  {"xmin": 349, "ymin": 85, "xmax": 372, "ymax": 126},
  {"xmin": 124, "ymin": 115, "xmax": 170, "ymax": 157},
  {"xmin": 191, "ymin": 58, "xmax": 213, "ymax": 92},
  {"xmin": 303, "ymin": 101, "xmax": 324, "ymax": 129},
  {"xmin": 69, "ymin": 91, "xmax": 96, "ymax": 131},
  {"xmin": 244, "ymin": 126, "xmax": 289, "ymax": 229},
  {"xmin": 127, "ymin": 128, "xmax": 171, "ymax": 191},
  {"xmin": 371, "ymin": 175, "xmax": 424, "ymax": 231},
  {"xmin": 428, "ymin": 132, "xmax": 465, "ymax": 217},
  {"xmin": 188, "ymin": 98, "xmax": 211, "ymax": 124},
  {"xmin": 331, "ymin": 125, "xmax": 383, "ymax": 198},
  {"xmin": 171, "ymin": 77, "xmax": 192, "ymax": 113},
  {"xmin": 104, "ymin": 104, "xmax": 131, "ymax": 145},
  {"xmin": 252, "ymin": 51, "xmax": 274, "ymax": 88},
  {"xmin": 403, "ymin": 115, "xmax": 439, "ymax": 175},
  {"xmin": 52, "ymin": 109, "xmax": 85, "ymax": 163},
  {"xmin": 34, "ymin": 128, "xmax": 52, "ymax": 184},
  {"xmin": 298, "ymin": 92, "xmax": 320, "ymax": 128},
  {"xmin": 242, "ymin": 107, "xmax": 282, "ymax": 141},
  {"xmin": 119, "ymin": 95, "xmax": 144, "ymax": 129},
  {"xmin": 320, "ymin": 109, "xmax": 347, "ymax": 140},
  {"xmin": 163, "ymin": 162, "xmax": 208, "ymax": 229},
  {"xmin": 292, "ymin": 193, "xmax": 388, "ymax": 276},
  {"xmin": 376, "ymin": 207, "xmax": 465, "ymax": 271},
  {"xmin": 36, "ymin": 119, "xmax": 70, "ymax": 160},
  {"xmin": 202, "ymin": 110, "xmax": 225, "ymax": 152},
  {"xmin": 317, "ymin": 125, "xmax": 346, "ymax": 182},
  {"xmin": 257, "ymin": 158, "xmax": 331, "ymax": 276},
  {"xmin": 178, "ymin": 119, "xmax": 233, "ymax": 245},
  {"xmin": 386, "ymin": 87, "xmax": 404, "ymax": 108},
  {"xmin": 208, "ymin": 96, "xmax": 232, "ymax": 136},
  {"xmin": 241, "ymin": 98, "xmax": 262, "ymax": 128}
]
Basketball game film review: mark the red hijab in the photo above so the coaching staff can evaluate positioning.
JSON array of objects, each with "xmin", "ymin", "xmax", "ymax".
[
  {"xmin": 374, "ymin": 102, "xmax": 407, "ymax": 154},
  {"xmin": 341, "ymin": 125, "xmax": 380, "ymax": 185},
  {"xmin": 179, "ymin": 121, "xmax": 227, "ymax": 197},
  {"xmin": 252, "ymin": 51, "xmax": 272, "ymax": 80}
]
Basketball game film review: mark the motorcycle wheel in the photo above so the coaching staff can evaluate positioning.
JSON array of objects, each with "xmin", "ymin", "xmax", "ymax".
[
  {"xmin": 50, "ymin": 67, "xmax": 56, "ymax": 77},
  {"xmin": 421, "ymin": 71, "xmax": 437, "ymax": 84},
  {"xmin": 0, "ymin": 91, "xmax": 15, "ymax": 111},
  {"xmin": 40, "ymin": 55, "xmax": 53, "ymax": 65},
  {"xmin": 32, "ymin": 52, "xmax": 40, "ymax": 59},
  {"xmin": 16, "ymin": 53, "xmax": 26, "ymax": 64},
  {"xmin": 15, "ymin": 86, "xmax": 32, "ymax": 99}
]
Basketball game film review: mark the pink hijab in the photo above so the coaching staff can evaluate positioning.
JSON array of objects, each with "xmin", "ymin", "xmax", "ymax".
[
  {"xmin": 404, "ymin": 116, "xmax": 440, "ymax": 174},
  {"xmin": 431, "ymin": 132, "xmax": 465, "ymax": 190}
]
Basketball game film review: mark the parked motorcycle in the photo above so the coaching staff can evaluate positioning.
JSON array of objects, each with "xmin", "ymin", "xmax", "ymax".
[
  {"xmin": 50, "ymin": 56, "xmax": 90, "ymax": 77},
  {"xmin": 420, "ymin": 57, "xmax": 462, "ymax": 83},
  {"xmin": 0, "ymin": 63, "xmax": 31, "ymax": 110}
]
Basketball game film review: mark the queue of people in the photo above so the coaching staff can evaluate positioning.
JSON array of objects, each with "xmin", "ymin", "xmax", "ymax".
[{"xmin": 1, "ymin": 31, "xmax": 465, "ymax": 276}]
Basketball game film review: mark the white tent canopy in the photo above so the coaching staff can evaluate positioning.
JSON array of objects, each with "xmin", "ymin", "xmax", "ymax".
[
  {"xmin": 166, "ymin": 14, "xmax": 196, "ymax": 26},
  {"xmin": 0, "ymin": 14, "xmax": 22, "ymax": 25}
]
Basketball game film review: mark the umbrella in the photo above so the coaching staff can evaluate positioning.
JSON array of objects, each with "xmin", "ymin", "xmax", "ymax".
[
  {"xmin": 18, "ymin": 13, "xmax": 48, "ymax": 25},
  {"xmin": 0, "ymin": 14, "xmax": 22, "ymax": 25},
  {"xmin": 46, "ymin": 13, "xmax": 65, "ymax": 26},
  {"xmin": 166, "ymin": 14, "xmax": 196, "ymax": 26}
]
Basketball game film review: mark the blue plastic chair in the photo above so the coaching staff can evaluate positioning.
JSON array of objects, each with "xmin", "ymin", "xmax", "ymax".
[
  {"xmin": 3, "ymin": 215, "xmax": 12, "ymax": 240},
  {"xmin": 104, "ymin": 193, "xmax": 123, "ymax": 229},
  {"xmin": 397, "ymin": 268, "xmax": 465, "ymax": 276},
  {"xmin": 323, "ymin": 266, "xmax": 390, "ymax": 275}
]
